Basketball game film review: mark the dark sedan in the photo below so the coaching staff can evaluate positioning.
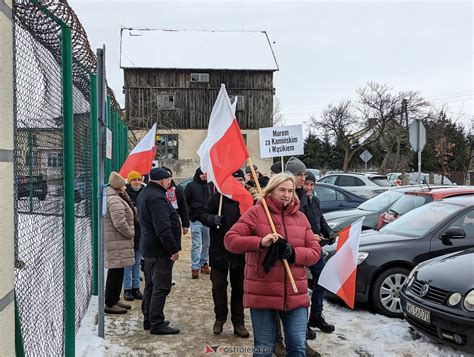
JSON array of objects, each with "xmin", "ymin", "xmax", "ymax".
[
  {"xmin": 325, "ymin": 195, "xmax": 474, "ymax": 318},
  {"xmin": 324, "ymin": 187, "xmax": 416, "ymax": 233},
  {"xmin": 401, "ymin": 249, "xmax": 474, "ymax": 354},
  {"xmin": 315, "ymin": 183, "xmax": 366, "ymax": 213}
]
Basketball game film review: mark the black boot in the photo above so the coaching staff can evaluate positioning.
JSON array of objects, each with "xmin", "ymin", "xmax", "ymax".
[
  {"xmin": 132, "ymin": 288, "xmax": 143, "ymax": 300},
  {"xmin": 123, "ymin": 289, "xmax": 134, "ymax": 301},
  {"xmin": 150, "ymin": 324, "xmax": 180, "ymax": 335},
  {"xmin": 307, "ymin": 326, "xmax": 316, "ymax": 340},
  {"xmin": 308, "ymin": 313, "xmax": 335, "ymax": 333}
]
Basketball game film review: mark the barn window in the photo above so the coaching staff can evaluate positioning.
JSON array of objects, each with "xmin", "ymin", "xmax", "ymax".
[
  {"xmin": 156, "ymin": 134, "xmax": 178, "ymax": 160},
  {"xmin": 158, "ymin": 94, "xmax": 175, "ymax": 109},
  {"xmin": 191, "ymin": 73, "xmax": 209, "ymax": 82}
]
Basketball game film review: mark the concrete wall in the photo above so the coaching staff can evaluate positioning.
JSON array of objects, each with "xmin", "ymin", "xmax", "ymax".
[
  {"xmin": 0, "ymin": 0, "xmax": 15, "ymax": 355},
  {"xmin": 131, "ymin": 128, "xmax": 273, "ymax": 179}
]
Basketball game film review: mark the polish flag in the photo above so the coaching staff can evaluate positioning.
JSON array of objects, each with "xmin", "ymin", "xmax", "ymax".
[
  {"xmin": 197, "ymin": 84, "xmax": 253, "ymax": 214},
  {"xmin": 119, "ymin": 123, "xmax": 157, "ymax": 179},
  {"xmin": 318, "ymin": 217, "xmax": 364, "ymax": 309}
]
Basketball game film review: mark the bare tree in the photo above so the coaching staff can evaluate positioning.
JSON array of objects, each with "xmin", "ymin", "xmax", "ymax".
[
  {"xmin": 308, "ymin": 100, "xmax": 376, "ymax": 171},
  {"xmin": 357, "ymin": 82, "xmax": 429, "ymax": 173}
]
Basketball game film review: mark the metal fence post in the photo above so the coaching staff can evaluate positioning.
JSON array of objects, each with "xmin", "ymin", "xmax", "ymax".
[
  {"xmin": 105, "ymin": 96, "xmax": 111, "ymax": 178},
  {"xmin": 14, "ymin": 294, "xmax": 25, "ymax": 357},
  {"xmin": 61, "ymin": 25, "xmax": 75, "ymax": 357},
  {"xmin": 89, "ymin": 74, "xmax": 99, "ymax": 296}
]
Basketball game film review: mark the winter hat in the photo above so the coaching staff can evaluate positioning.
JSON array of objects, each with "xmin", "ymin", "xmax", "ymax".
[
  {"xmin": 161, "ymin": 166, "xmax": 173, "ymax": 177},
  {"xmin": 109, "ymin": 171, "xmax": 127, "ymax": 189},
  {"xmin": 196, "ymin": 167, "xmax": 204, "ymax": 176},
  {"xmin": 305, "ymin": 171, "xmax": 316, "ymax": 183},
  {"xmin": 285, "ymin": 157, "xmax": 306, "ymax": 176},
  {"xmin": 150, "ymin": 167, "xmax": 171, "ymax": 181},
  {"xmin": 258, "ymin": 176, "xmax": 270, "ymax": 188},
  {"xmin": 270, "ymin": 161, "xmax": 282, "ymax": 174},
  {"xmin": 127, "ymin": 170, "xmax": 142, "ymax": 182},
  {"xmin": 245, "ymin": 164, "xmax": 258, "ymax": 174},
  {"xmin": 232, "ymin": 169, "xmax": 245, "ymax": 179}
]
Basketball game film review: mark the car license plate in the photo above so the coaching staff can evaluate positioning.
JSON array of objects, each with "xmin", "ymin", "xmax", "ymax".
[{"xmin": 406, "ymin": 302, "xmax": 431, "ymax": 323}]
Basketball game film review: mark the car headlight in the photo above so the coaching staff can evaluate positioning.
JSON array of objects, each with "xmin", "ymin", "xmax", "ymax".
[
  {"xmin": 448, "ymin": 293, "xmax": 462, "ymax": 306},
  {"xmin": 406, "ymin": 268, "xmax": 417, "ymax": 287},
  {"xmin": 357, "ymin": 252, "xmax": 369, "ymax": 265},
  {"xmin": 464, "ymin": 290, "xmax": 474, "ymax": 311}
]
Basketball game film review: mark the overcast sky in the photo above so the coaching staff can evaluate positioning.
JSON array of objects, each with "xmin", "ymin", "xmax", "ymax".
[{"xmin": 69, "ymin": 0, "xmax": 473, "ymax": 131}]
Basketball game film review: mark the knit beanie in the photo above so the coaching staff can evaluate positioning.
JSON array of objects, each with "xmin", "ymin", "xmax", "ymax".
[
  {"xmin": 270, "ymin": 161, "xmax": 282, "ymax": 174},
  {"xmin": 127, "ymin": 170, "xmax": 142, "ymax": 182},
  {"xmin": 109, "ymin": 171, "xmax": 127, "ymax": 189},
  {"xmin": 232, "ymin": 169, "xmax": 245, "ymax": 179},
  {"xmin": 285, "ymin": 157, "xmax": 306, "ymax": 176},
  {"xmin": 150, "ymin": 167, "xmax": 171, "ymax": 181},
  {"xmin": 305, "ymin": 171, "xmax": 316, "ymax": 183}
]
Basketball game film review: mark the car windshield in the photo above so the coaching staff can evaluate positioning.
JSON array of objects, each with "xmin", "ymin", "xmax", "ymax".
[
  {"xmin": 370, "ymin": 177, "xmax": 395, "ymax": 187},
  {"xmin": 358, "ymin": 190, "xmax": 404, "ymax": 212},
  {"xmin": 388, "ymin": 195, "xmax": 433, "ymax": 215},
  {"xmin": 381, "ymin": 201, "xmax": 460, "ymax": 237}
]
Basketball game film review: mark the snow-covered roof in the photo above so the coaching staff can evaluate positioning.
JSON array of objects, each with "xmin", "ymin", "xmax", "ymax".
[{"xmin": 120, "ymin": 29, "xmax": 279, "ymax": 71}]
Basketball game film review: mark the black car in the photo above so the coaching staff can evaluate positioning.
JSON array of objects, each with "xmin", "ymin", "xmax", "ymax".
[
  {"xmin": 17, "ymin": 174, "xmax": 47, "ymax": 200},
  {"xmin": 401, "ymin": 249, "xmax": 474, "ymax": 354},
  {"xmin": 324, "ymin": 195, "xmax": 474, "ymax": 317},
  {"xmin": 314, "ymin": 183, "xmax": 366, "ymax": 213}
]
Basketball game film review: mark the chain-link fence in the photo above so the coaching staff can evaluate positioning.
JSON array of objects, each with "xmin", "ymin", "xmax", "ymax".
[{"xmin": 12, "ymin": 0, "xmax": 125, "ymax": 355}]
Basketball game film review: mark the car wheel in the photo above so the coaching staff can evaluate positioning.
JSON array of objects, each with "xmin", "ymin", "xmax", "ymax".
[{"xmin": 371, "ymin": 267, "xmax": 409, "ymax": 318}]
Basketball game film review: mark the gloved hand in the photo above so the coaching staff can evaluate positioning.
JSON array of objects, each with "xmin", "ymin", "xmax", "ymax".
[
  {"xmin": 276, "ymin": 239, "xmax": 295, "ymax": 263},
  {"xmin": 213, "ymin": 215, "xmax": 223, "ymax": 226}
]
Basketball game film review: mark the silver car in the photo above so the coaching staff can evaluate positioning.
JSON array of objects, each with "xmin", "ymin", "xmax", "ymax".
[{"xmin": 318, "ymin": 173, "xmax": 395, "ymax": 198}]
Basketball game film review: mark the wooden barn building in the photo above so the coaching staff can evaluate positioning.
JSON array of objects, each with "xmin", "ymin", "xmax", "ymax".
[{"xmin": 120, "ymin": 28, "xmax": 279, "ymax": 178}]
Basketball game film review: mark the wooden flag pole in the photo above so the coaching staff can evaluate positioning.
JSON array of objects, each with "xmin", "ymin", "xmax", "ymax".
[
  {"xmin": 216, "ymin": 193, "xmax": 223, "ymax": 229},
  {"xmin": 247, "ymin": 157, "xmax": 298, "ymax": 293}
]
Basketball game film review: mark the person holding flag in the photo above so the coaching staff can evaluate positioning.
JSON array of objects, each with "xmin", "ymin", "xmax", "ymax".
[
  {"xmin": 200, "ymin": 169, "xmax": 250, "ymax": 338},
  {"xmin": 224, "ymin": 173, "xmax": 321, "ymax": 357}
]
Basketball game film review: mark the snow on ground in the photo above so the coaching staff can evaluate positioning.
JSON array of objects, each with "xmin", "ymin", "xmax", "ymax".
[{"xmin": 75, "ymin": 237, "xmax": 467, "ymax": 357}]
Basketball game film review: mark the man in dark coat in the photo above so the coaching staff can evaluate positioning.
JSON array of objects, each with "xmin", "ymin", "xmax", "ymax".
[
  {"xmin": 284, "ymin": 157, "xmax": 322, "ymax": 357},
  {"xmin": 200, "ymin": 170, "xmax": 250, "ymax": 338},
  {"xmin": 304, "ymin": 171, "xmax": 336, "ymax": 334},
  {"xmin": 162, "ymin": 166, "xmax": 190, "ymax": 235},
  {"xmin": 185, "ymin": 167, "xmax": 213, "ymax": 279},
  {"xmin": 137, "ymin": 167, "xmax": 181, "ymax": 335}
]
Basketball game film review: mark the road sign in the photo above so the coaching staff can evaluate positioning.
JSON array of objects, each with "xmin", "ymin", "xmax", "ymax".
[
  {"xmin": 409, "ymin": 119, "xmax": 426, "ymax": 152},
  {"xmin": 359, "ymin": 149, "xmax": 372, "ymax": 163}
]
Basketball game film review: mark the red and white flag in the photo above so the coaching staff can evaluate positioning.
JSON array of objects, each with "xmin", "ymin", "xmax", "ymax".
[
  {"xmin": 318, "ymin": 217, "xmax": 364, "ymax": 309},
  {"xmin": 197, "ymin": 84, "xmax": 253, "ymax": 214},
  {"xmin": 119, "ymin": 123, "xmax": 157, "ymax": 179}
]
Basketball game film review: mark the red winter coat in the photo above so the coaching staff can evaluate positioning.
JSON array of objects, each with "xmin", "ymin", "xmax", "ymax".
[{"xmin": 224, "ymin": 196, "xmax": 321, "ymax": 311}]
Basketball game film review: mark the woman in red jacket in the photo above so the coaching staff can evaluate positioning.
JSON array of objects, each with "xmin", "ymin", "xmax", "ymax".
[{"xmin": 224, "ymin": 173, "xmax": 321, "ymax": 356}]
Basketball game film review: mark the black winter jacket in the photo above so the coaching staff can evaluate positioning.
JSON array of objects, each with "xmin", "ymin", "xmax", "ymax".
[
  {"xmin": 126, "ymin": 184, "xmax": 144, "ymax": 250},
  {"xmin": 184, "ymin": 169, "xmax": 213, "ymax": 222},
  {"xmin": 307, "ymin": 194, "xmax": 333, "ymax": 240},
  {"xmin": 200, "ymin": 192, "xmax": 245, "ymax": 270},
  {"xmin": 296, "ymin": 187, "xmax": 310, "ymax": 216},
  {"xmin": 137, "ymin": 182, "xmax": 182, "ymax": 258}
]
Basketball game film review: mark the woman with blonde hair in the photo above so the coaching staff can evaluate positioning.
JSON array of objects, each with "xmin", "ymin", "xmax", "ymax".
[
  {"xmin": 104, "ymin": 171, "xmax": 136, "ymax": 314},
  {"xmin": 224, "ymin": 173, "xmax": 321, "ymax": 356}
]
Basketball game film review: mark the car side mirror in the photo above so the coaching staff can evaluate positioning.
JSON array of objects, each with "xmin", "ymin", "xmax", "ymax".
[{"xmin": 440, "ymin": 227, "xmax": 466, "ymax": 245}]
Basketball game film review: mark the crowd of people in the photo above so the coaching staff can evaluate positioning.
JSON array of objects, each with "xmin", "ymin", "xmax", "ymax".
[{"xmin": 103, "ymin": 157, "xmax": 337, "ymax": 357}]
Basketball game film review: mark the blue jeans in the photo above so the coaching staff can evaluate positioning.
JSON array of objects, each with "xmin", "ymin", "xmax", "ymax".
[
  {"xmin": 190, "ymin": 220, "xmax": 210, "ymax": 270},
  {"xmin": 250, "ymin": 307, "xmax": 307, "ymax": 357},
  {"xmin": 309, "ymin": 254, "xmax": 326, "ymax": 315},
  {"xmin": 123, "ymin": 249, "xmax": 142, "ymax": 290}
]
